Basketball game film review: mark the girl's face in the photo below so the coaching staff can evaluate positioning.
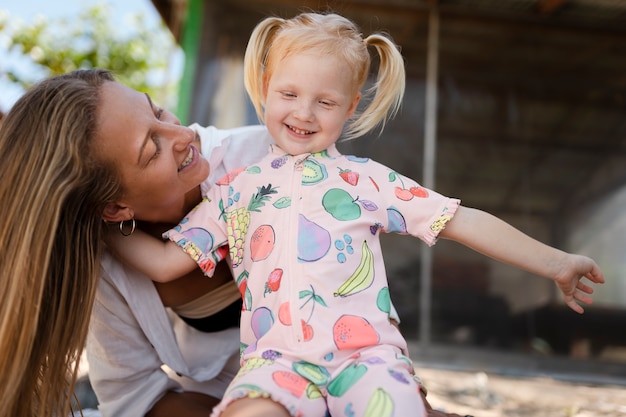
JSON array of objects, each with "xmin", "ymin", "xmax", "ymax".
[
  {"xmin": 95, "ymin": 81, "xmax": 210, "ymax": 224},
  {"xmin": 264, "ymin": 52, "xmax": 360, "ymax": 155}
]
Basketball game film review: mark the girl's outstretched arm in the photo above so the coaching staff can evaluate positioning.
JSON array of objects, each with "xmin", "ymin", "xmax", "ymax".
[
  {"xmin": 106, "ymin": 227, "xmax": 198, "ymax": 283},
  {"xmin": 438, "ymin": 206, "xmax": 605, "ymax": 313}
]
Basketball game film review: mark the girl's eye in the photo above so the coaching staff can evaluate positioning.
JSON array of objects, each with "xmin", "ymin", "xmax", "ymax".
[{"xmin": 281, "ymin": 92, "xmax": 296, "ymax": 98}]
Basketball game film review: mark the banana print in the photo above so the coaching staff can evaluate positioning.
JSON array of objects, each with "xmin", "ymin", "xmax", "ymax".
[
  {"xmin": 334, "ymin": 240, "xmax": 375, "ymax": 297},
  {"xmin": 364, "ymin": 387, "xmax": 394, "ymax": 417}
]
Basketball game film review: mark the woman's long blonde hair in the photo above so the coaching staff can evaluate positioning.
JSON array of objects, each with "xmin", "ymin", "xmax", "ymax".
[
  {"xmin": 244, "ymin": 12, "xmax": 406, "ymax": 140},
  {"xmin": 0, "ymin": 69, "xmax": 121, "ymax": 417}
]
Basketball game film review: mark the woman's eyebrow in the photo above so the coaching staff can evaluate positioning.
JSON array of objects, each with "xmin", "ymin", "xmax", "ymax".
[{"xmin": 137, "ymin": 93, "xmax": 154, "ymax": 164}]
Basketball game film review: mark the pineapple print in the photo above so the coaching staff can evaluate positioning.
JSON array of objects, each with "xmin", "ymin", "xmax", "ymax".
[{"xmin": 225, "ymin": 184, "xmax": 278, "ymax": 267}]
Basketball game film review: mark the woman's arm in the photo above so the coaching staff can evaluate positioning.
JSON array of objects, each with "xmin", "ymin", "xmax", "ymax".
[
  {"xmin": 438, "ymin": 206, "xmax": 605, "ymax": 313},
  {"xmin": 146, "ymin": 391, "xmax": 219, "ymax": 417},
  {"xmin": 87, "ymin": 265, "xmax": 182, "ymax": 417}
]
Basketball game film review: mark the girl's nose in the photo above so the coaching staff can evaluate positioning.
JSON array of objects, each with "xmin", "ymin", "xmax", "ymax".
[{"xmin": 294, "ymin": 102, "xmax": 314, "ymax": 122}]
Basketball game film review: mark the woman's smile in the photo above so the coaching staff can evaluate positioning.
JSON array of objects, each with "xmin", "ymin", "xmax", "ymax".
[{"xmin": 178, "ymin": 146, "xmax": 196, "ymax": 172}]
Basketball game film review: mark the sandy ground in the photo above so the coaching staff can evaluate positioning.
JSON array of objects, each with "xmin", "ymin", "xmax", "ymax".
[
  {"xmin": 409, "ymin": 343, "xmax": 626, "ymax": 417},
  {"xmin": 417, "ymin": 366, "xmax": 626, "ymax": 417}
]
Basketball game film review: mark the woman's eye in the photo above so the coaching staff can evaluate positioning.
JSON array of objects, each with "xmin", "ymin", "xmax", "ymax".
[
  {"xmin": 149, "ymin": 141, "xmax": 161, "ymax": 162},
  {"xmin": 155, "ymin": 107, "xmax": 164, "ymax": 120}
]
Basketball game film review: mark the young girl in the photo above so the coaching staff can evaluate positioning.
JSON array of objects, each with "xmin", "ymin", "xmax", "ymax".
[{"xmin": 109, "ymin": 12, "xmax": 604, "ymax": 417}]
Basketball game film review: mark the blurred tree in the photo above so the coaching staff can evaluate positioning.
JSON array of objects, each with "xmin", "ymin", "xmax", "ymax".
[{"xmin": 0, "ymin": 3, "xmax": 180, "ymax": 110}]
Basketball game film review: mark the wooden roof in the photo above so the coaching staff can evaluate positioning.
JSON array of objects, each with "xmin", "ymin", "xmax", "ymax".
[{"xmin": 152, "ymin": 0, "xmax": 626, "ymax": 227}]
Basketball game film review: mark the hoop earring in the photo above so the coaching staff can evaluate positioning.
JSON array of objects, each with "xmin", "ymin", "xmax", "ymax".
[{"xmin": 119, "ymin": 219, "xmax": 136, "ymax": 237}]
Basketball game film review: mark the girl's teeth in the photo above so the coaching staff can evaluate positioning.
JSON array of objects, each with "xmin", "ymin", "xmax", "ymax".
[{"xmin": 290, "ymin": 126, "xmax": 311, "ymax": 135}]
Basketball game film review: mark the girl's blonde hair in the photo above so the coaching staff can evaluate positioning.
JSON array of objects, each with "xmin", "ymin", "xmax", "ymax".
[
  {"xmin": 244, "ymin": 12, "xmax": 405, "ymax": 140},
  {"xmin": 0, "ymin": 69, "xmax": 122, "ymax": 417}
]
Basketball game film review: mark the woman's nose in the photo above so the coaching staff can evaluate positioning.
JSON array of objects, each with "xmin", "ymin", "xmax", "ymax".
[{"xmin": 171, "ymin": 125, "xmax": 195, "ymax": 150}]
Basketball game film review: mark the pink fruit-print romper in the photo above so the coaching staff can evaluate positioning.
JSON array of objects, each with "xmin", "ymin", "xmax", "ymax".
[{"xmin": 165, "ymin": 144, "xmax": 460, "ymax": 417}]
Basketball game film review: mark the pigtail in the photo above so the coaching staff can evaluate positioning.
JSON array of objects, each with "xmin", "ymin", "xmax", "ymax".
[
  {"xmin": 244, "ymin": 17, "xmax": 285, "ymax": 123},
  {"xmin": 345, "ymin": 34, "xmax": 406, "ymax": 140}
]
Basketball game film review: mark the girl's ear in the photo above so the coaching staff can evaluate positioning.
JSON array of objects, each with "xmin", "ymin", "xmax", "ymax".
[
  {"xmin": 347, "ymin": 92, "xmax": 362, "ymax": 119},
  {"xmin": 102, "ymin": 202, "xmax": 134, "ymax": 223}
]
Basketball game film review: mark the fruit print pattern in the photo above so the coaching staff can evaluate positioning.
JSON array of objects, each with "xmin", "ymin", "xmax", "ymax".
[
  {"xmin": 222, "ymin": 350, "xmax": 418, "ymax": 417},
  {"xmin": 169, "ymin": 204, "xmax": 229, "ymax": 274},
  {"xmin": 264, "ymin": 268, "xmax": 283, "ymax": 296},
  {"xmin": 333, "ymin": 240, "xmax": 375, "ymax": 297},
  {"xmin": 165, "ymin": 144, "xmax": 455, "ymax": 417},
  {"xmin": 224, "ymin": 183, "xmax": 278, "ymax": 268}
]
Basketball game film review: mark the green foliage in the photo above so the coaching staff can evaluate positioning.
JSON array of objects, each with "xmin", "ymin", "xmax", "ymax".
[{"xmin": 0, "ymin": 3, "xmax": 180, "ymax": 109}]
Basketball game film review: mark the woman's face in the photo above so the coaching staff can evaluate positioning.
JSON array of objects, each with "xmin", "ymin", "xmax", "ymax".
[{"xmin": 95, "ymin": 81, "xmax": 209, "ymax": 224}]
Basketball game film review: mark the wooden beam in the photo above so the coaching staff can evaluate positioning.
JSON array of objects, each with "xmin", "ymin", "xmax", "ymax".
[{"xmin": 536, "ymin": 0, "xmax": 569, "ymax": 16}]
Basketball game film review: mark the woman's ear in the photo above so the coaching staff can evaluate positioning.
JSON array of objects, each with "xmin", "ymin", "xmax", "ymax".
[{"xmin": 102, "ymin": 202, "xmax": 134, "ymax": 223}]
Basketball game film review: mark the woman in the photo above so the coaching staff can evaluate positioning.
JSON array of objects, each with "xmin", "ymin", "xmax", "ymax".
[{"xmin": 0, "ymin": 69, "xmax": 462, "ymax": 417}]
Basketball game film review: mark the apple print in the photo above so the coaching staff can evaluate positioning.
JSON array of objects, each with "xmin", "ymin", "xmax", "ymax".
[{"xmin": 322, "ymin": 188, "xmax": 361, "ymax": 221}]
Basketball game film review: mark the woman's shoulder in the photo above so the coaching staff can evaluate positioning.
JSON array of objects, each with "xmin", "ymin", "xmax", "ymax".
[
  {"xmin": 191, "ymin": 124, "xmax": 271, "ymax": 154},
  {"xmin": 193, "ymin": 124, "xmax": 272, "ymax": 183}
]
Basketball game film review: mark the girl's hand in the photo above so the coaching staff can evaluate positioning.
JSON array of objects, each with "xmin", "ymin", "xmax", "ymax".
[{"xmin": 554, "ymin": 254, "xmax": 605, "ymax": 314}]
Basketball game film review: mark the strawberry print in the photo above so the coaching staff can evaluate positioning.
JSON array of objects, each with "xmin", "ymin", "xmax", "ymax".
[
  {"xmin": 338, "ymin": 167, "xmax": 359, "ymax": 186},
  {"xmin": 264, "ymin": 268, "xmax": 283, "ymax": 296}
]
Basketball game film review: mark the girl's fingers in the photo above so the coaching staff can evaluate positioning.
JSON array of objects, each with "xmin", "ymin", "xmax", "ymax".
[{"xmin": 576, "ymin": 281, "xmax": 593, "ymax": 294}]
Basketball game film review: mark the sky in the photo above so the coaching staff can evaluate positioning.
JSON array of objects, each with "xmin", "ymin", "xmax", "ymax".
[
  {"xmin": 0, "ymin": 0, "xmax": 166, "ymax": 111},
  {"xmin": 2, "ymin": 0, "xmax": 159, "ymax": 23}
]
